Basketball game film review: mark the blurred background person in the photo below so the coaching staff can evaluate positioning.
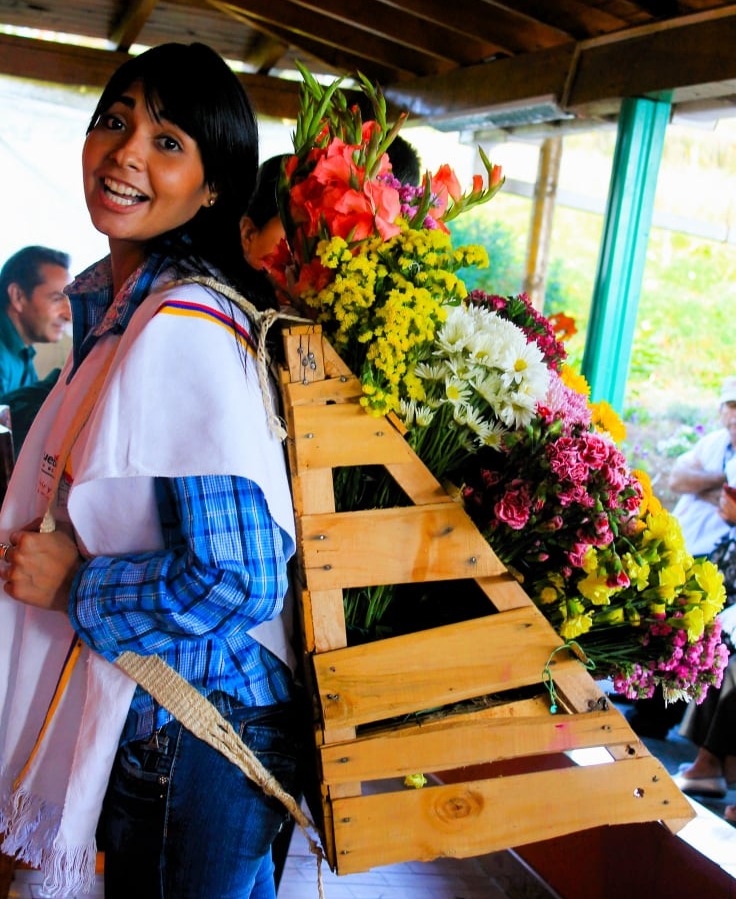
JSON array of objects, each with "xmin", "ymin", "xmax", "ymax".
[
  {"xmin": 0, "ymin": 245, "xmax": 71, "ymax": 393},
  {"xmin": 626, "ymin": 376, "xmax": 736, "ymax": 739},
  {"xmin": 0, "ymin": 245, "xmax": 71, "ymax": 457}
]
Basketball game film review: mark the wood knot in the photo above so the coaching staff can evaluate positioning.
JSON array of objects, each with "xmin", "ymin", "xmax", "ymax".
[{"xmin": 435, "ymin": 790, "xmax": 482, "ymax": 823}]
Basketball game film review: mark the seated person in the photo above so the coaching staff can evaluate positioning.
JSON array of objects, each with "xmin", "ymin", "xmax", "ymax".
[{"xmin": 626, "ymin": 377, "xmax": 736, "ymax": 739}]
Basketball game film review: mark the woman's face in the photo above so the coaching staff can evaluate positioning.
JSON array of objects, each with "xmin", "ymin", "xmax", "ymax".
[
  {"xmin": 240, "ymin": 214, "xmax": 286, "ymax": 272},
  {"xmin": 83, "ymin": 81, "xmax": 212, "ymax": 258}
]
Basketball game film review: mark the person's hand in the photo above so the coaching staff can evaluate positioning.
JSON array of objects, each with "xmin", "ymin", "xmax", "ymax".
[
  {"xmin": 0, "ymin": 525, "xmax": 83, "ymax": 612},
  {"xmin": 719, "ymin": 486, "xmax": 736, "ymax": 525}
]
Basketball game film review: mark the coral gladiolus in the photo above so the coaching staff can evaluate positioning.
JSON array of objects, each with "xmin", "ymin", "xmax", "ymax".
[{"xmin": 431, "ymin": 164, "xmax": 463, "ymax": 210}]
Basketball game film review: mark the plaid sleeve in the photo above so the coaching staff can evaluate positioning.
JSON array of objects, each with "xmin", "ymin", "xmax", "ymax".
[{"xmin": 69, "ymin": 474, "xmax": 289, "ymax": 659}]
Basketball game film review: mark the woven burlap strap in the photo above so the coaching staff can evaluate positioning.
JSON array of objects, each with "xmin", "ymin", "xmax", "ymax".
[
  {"xmin": 37, "ymin": 276, "xmax": 325, "ymax": 895},
  {"xmin": 115, "ymin": 652, "xmax": 326, "ymax": 896}
]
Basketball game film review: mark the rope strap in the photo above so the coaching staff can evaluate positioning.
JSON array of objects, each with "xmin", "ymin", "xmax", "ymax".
[{"xmin": 116, "ymin": 651, "xmax": 326, "ymax": 898}]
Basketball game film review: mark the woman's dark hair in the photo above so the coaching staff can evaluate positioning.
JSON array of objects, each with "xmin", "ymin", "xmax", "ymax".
[
  {"xmin": 88, "ymin": 43, "xmax": 261, "ymax": 301},
  {"xmin": 246, "ymin": 154, "xmax": 289, "ymax": 228}
]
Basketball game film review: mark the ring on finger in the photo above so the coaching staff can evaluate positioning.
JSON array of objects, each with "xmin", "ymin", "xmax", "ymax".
[{"xmin": 0, "ymin": 542, "xmax": 13, "ymax": 563}]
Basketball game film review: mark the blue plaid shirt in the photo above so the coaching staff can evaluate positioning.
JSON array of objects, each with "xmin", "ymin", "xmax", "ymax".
[{"xmin": 65, "ymin": 256, "xmax": 293, "ymax": 741}]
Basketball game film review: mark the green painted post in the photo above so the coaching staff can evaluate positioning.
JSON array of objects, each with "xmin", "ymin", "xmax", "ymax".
[{"xmin": 581, "ymin": 94, "xmax": 671, "ymax": 411}]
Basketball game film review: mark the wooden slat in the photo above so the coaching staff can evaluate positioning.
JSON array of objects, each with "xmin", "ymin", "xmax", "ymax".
[
  {"xmin": 288, "ymin": 469, "xmax": 335, "ymax": 524},
  {"xmin": 475, "ymin": 572, "xmax": 539, "ymax": 612},
  {"xmin": 283, "ymin": 377, "xmax": 363, "ymax": 406},
  {"xmin": 321, "ymin": 704, "xmax": 642, "ymax": 784},
  {"xmin": 330, "ymin": 755, "xmax": 694, "ymax": 873},
  {"xmin": 551, "ymin": 661, "xmax": 613, "ymax": 715},
  {"xmin": 281, "ymin": 326, "xmax": 325, "ymax": 385},
  {"xmin": 301, "ymin": 503, "xmax": 506, "ymax": 591},
  {"xmin": 292, "ymin": 402, "xmax": 416, "ymax": 470},
  {"xmin": 383, "ymin": 461, "xmax": 455, "ymax": 506},
  {"xmin": 303, "ymin": 588, "xmax": 347, "ymax": 653},
  {"xmin": 313, "ymin": 607, "xmax": 564, "ymax": 728}
]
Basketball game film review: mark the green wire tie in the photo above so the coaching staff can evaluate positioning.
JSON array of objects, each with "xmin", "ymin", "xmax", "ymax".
[{"xmin": 542, "ymin": 640, "xmax": 596, "ymax": 714}]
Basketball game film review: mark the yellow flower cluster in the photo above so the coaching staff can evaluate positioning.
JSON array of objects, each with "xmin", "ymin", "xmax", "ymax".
[
  {"xmin": 534, "ymin": 504, "xmax": 725, "ymax": 644},
  {"xmin": 591, "ymin": 399, "xmax": 627, "ymax": 443},
  {"xmin": 559, "ymin": 365, "xmax": 590, "ymax": 396},
  {"xmin": 304, "ymin": 226, "xmax": 488, "ymax": 415}
]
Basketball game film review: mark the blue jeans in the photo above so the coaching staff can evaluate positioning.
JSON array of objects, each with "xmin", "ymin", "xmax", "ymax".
[{"xmin": 99, "ymin": 700, "xmax": 304, "ymax": 899}]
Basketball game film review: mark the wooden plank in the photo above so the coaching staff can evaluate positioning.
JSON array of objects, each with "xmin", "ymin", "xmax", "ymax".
[
  {"xmin": 330, "ymin": 756, "xmax": 694, "ymax": 873},
  {"xmin": 321, "ymin": 339, "xmax": 355, "ymax": 380},
  {"xmin": 384, "ymin": 12, "xmax": 736, "ymax": 123},
  {"xmin": 218, "ymin": 0, "xmax": 447, "ymax": 76},
  {"xmin": 283, "ymin": 376, "xmax": 363, "ymax": 406},
  {"xmin": 110, "ymin": 0, "xmax": 158, "ymax": 50},
  {"xmin": 571, "ymin": 14, "xmax": 736, "ymax": 108},
  {"xmin": 304, "ymin": 588, "xmax": 347, "ymax": 653},
  {"xmin": 313, "ymin": 608, "xmax": 566, "ymax": 728},
  {"xmin": 287, "ymin": 0, "xmax": 502, "ymax": 64},
  {"xmin": 475, "ymin": 572, "xmax": 537, "ymax": 611},
  {"xmin": 292, "ymin": 402, "xmax": 416, "ymax": 470},
  {"xmin": 289, "ymin": 469, "xmax": 335, "ymax": 519},
  {"xmin": 0, "ymin": 33, "xmax": 302, "ymax": 118},
  {"xmin": 301, "ymin": 503, "xmax": 506, "ymax": 591},
  {"xmin": 551, "ymin": 662, "xmax": 613, "ymax": 715},
  {"xmin": 281, "ymin": 326, "xmax": 325, "ymax": 385},
  {"xmin": 384, "ymin": 43, "xmax": 577, "ymax": 121},
  {"xmin": 321, "ymin": 705, "xmax": 641, "ymax": 784},
  {"xmin": 383, "ymin": 461, "xmax": 455, "ymax": 506}
]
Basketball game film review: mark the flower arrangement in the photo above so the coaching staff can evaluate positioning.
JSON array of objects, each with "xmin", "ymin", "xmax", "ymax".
[{"xmin": 267, "ymin": 65, "xmax": 728, "ymax": 704}]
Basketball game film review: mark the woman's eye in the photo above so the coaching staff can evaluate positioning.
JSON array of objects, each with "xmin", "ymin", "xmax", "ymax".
[
  {"xmin": 158, "ymin": 135, "xmax": 183, "ymax": 152},
  {"xmin": 99, "ymin": 112, "xmax": 125, "ymax": 131}
]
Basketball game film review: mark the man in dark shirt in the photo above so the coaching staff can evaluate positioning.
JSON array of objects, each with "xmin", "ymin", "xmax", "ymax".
[
  {"xmin": 0, "ymin": 245, "xmax": 71, "ymax": 456},
  {"xmin": 0, "ymin": 245, "xmax": 71, "ymax": 393}
]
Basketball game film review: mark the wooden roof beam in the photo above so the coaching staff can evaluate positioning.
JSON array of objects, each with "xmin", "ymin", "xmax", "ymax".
[
  {"xmin": 0, "ymin": 33, "xmax": 302, "ymax": 119},
  {"xmin": 283, "ymin": 0, "xmax": 499, "ymax": 66},
  {"xmin": 109, "ymin": 0, "xmax": 159, "ymax": 52},
  {"xmin": 213, "ymin": 0, "xmax": 448, "ymax": 77},
  {"xmin": 384, "ymin": 10, "xmax": 736, "ymax": 122}
]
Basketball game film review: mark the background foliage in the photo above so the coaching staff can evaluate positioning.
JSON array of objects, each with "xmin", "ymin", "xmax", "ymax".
[{"xmin": 448, "ymin": 170, "xmax": 736, "ymax": 511}]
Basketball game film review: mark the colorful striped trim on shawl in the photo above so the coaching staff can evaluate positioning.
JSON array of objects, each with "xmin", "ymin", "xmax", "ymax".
[{"xmin": 155, "ymin": 300, "xmax": 257, "ymax": 356}]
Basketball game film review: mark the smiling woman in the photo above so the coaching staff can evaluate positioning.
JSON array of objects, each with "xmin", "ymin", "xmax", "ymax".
[{"xmin": 0, "ymin": 42, "xmax": 305, "ymax": 899}]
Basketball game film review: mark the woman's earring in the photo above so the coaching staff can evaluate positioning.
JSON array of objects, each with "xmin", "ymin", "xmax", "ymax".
[{"xmin": 208, "ymin": 195, "xmax": 217, "ymax": 207}]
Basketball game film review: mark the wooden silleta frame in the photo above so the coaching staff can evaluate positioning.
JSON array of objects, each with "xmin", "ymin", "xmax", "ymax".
[{"xmin": 278, "ymin": 323, "xmax": 694, "ymax": 875}]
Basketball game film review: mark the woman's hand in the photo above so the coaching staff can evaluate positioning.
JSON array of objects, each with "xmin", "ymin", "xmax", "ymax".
[{"xmin": 0, "ymin": 525, "xmax": 83, "ymax": 612}]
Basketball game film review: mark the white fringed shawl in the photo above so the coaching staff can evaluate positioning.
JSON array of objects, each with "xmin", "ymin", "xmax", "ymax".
[{"xmin": 0, "ymin": 281, "xmax": 296, "ymax": 896}]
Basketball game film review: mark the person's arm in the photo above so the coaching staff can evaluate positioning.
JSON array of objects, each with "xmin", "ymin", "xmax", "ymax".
[
  {"xmin": 668, "ymin": 443, "xmax": 726, "ymax": 504},
  {"xmin": 68, "ymin": 474, "xmax": 288, "ymax": 660},
  {"xmin": 669, "ymin": 463, "xmax": 726, "ymax": 500},
  {"xmin": 2, "ymin": 474, "xmax": 288, "ymax": 659}
]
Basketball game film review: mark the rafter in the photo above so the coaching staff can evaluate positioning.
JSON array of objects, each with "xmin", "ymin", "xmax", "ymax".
[
  {"xmin": 211, "ymin": 0, "xmax": 450, "ymax": 77},
  {"xmin": 109, "ymin": 0, "xmax": 159, "ymax": 51},
  {"xmin": 282, "ymin": 0, "xmax": 498, "ymax": 65}
]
